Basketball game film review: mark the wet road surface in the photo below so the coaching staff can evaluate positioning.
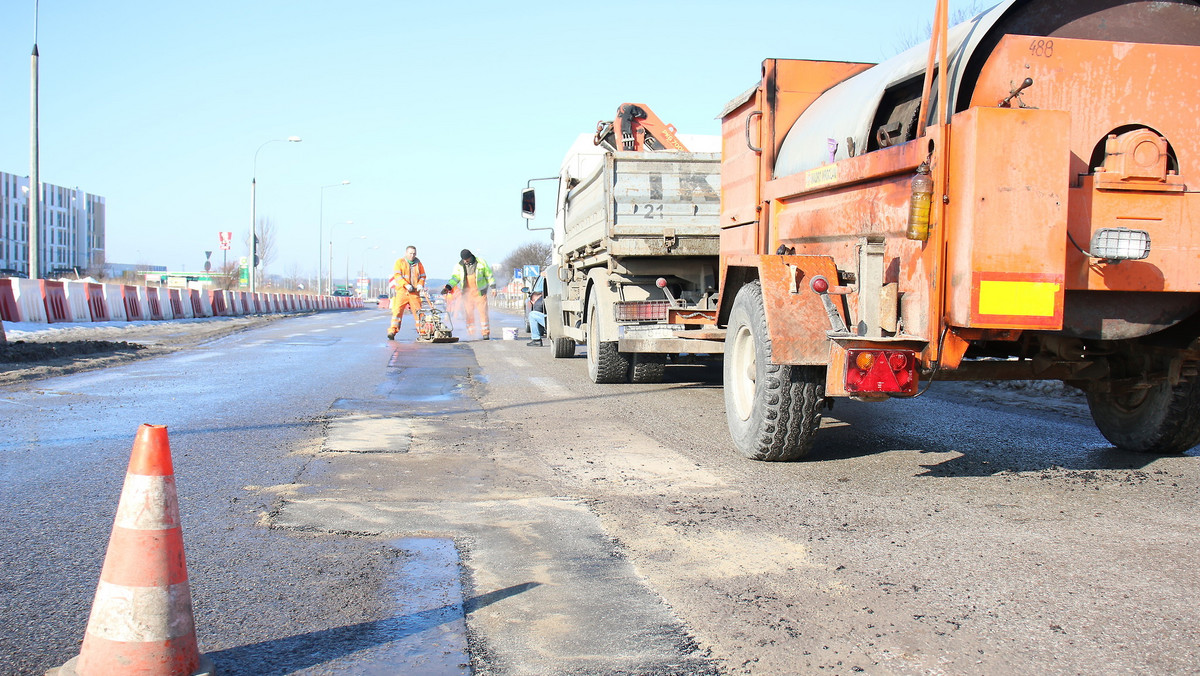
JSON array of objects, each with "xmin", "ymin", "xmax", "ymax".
[
  {"xmin": 0, "ymin": 310, "xmax": 476, "ymax": 675},
  {"xmin": 3, "ymin": 306, "xmax": 1198, "ymax": 675}
]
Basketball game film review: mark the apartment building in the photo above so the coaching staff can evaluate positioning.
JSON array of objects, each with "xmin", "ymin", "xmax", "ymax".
[{"xmin": 0, "ymin": 170, "xmax": 105, "ymax": 278}]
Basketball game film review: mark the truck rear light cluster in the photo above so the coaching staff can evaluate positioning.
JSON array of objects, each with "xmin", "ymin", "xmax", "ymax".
[
  {"xmin": 845, "ymin": 349, "xmax": 918, "ymax": 395},
  {"xmin": 613, "ymin": 300, "xmax": 670, "ymax": 321}
]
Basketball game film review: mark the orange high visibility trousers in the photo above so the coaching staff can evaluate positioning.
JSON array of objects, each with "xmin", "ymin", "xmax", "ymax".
[
  {"xmin": 391, "ymin": 291, "xmax": 421, "ymax": 328},
  {"xmin": 463, "ymin": 292, "xmax": 490, "ymax": 337}
]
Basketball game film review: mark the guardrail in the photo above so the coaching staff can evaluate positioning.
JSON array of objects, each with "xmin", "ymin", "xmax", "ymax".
[
  {"xmin": 493, "ymin": 292, "xmax": 526, "ymax": 312},
  {"xmin": 0, "ymin": 278, "xmax": 364, "ymax": 324}
]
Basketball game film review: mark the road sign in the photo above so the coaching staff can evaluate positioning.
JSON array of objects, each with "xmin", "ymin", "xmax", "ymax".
[
  {"xmin": 219, "ymin": 231, "xmax": 232, "ymax": 251},
  {"xmin": 523, "ymin": 264, "xmax": 540, "ymax": 280}
]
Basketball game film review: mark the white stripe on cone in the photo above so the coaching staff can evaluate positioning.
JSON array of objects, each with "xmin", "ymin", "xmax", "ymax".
[
  {"xmin": 114, "ymin": 474, "xmax": 181, "ymax": 530},
  {"xmin": 84, "ymin": 580, "xmax": 196, "ymax": 643}
]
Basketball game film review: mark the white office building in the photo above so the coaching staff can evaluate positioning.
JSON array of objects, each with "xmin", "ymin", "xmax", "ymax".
[{"xmin": 0, "ymin": 170, "xmax": 105, "ymax": 278}]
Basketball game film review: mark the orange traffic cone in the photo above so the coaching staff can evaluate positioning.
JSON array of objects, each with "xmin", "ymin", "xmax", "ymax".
[{"xmin": 49, "ymin": 424, "xmax": 214, "ymax": 676}]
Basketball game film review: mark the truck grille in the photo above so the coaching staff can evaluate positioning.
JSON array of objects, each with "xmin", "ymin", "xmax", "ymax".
[{"xmin": 613, "ymin": 300, "xmax": 671, "ymax": 321}]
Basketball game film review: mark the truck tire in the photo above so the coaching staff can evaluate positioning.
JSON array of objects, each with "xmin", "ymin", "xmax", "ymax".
[
  {"xmin": 553, "ymin": 337, "xmax": 576, "ymax": 359},
  {"xmin": 724, "ymin": 281, "xmax": 824, "ymax": 461},
  {"xmin": 630, "ymin": 354, "xmax": 666, "ymax": 384},
  {"xmin": 586, "ymin": 298, "xmax": 630, "ymax": 383},
  {"xmin": 1086, "ymin": 376, "xmax": 1200, "ymax": 454}
]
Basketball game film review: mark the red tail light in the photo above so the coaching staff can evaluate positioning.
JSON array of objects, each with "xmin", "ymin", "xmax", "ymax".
[
  {"xmin": 613, "ymin": 300, "xmax": 670, "ymax": 321},
  {"xmin": 845, "ymin": 349, "xmax": 918, "ymax": 395}
]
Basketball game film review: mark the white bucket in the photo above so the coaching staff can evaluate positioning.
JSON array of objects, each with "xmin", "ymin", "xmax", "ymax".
[{"xmin": 502, "ymin": 327, "xmax": 518, "ymax": 340}]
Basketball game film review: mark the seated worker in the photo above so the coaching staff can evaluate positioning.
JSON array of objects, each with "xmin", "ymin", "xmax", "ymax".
[{"xmin": 527, "ymin": 290, "xmax": 546, "ymax": 347}]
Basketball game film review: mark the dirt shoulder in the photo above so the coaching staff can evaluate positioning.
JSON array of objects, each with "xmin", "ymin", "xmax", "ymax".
[{"xmin": 0, "ymin": 314, "xmax": 289, "ymax": 387}]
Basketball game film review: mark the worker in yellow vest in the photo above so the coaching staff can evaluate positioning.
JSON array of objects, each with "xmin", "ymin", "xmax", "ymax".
[{"xmin": 441, "ymin": 249, "xmax": 495, "ymax": 340}]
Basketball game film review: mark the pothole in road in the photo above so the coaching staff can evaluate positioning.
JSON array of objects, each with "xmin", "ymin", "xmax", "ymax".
[{"xmin": 322, "ymin": 414, "xmax": 416, "ymax": 453}]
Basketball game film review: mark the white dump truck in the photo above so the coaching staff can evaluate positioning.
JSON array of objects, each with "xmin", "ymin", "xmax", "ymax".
[{"xmin": 521, "ymin": 104, "xmax": 725, "ymax": 383}]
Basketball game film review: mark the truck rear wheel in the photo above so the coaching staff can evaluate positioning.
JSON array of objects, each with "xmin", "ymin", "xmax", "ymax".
[
  {"xmin": 724, "ymin": 281, "xmax": 824, "ymax": 461},
  {"xmin": 630, "ymin": 354, "xmax": 666, "ymax": 384},
  {"xmin": 553, "ymin": 336, "xmax": 575, "ymax": 359},
  {"xmin": 1086, "ymin": 376, "xmax": 1200, "ymax": 454},
  {"xmin": 586, "ymin": 297, "xmax": 630, "ymax": 383}
]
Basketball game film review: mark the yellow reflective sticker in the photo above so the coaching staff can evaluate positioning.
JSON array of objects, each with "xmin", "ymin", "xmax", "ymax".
[
  {"xmin": 805, "ymin": 165, "xmax": 838, "ymax": 190},
  {"xmin": 978, "ymin": 280, "xmax": 1058, "ymax": 317}
]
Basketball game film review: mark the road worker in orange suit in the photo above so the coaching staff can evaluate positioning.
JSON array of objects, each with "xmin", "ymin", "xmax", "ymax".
[
  {"xmin": 388, "ymin": 245, "xmax": 426, "ymax": 340},
  {"xmin": 441, "ymin": 249, "xmax": 495, "ymax": 340}
]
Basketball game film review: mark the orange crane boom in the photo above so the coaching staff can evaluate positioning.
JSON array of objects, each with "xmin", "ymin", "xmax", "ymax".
[{"xmin": 594, "ymin": 103, "xmax": 689, "ymax": 153}]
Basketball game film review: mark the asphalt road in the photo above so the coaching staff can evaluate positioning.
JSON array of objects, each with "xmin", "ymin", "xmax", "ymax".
[
  {"xmin": 2, "ymin": 307, "xmax": 1197, "ymax": 675},
  {"xmin": 1, "ymin": 310, "xmax": 428, "ymax": 675}
]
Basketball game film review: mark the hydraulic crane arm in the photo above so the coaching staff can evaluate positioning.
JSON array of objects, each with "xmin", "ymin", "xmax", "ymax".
[{"xmin": 594, "ymin": 103, "xmax": 689, "ymax": 152}]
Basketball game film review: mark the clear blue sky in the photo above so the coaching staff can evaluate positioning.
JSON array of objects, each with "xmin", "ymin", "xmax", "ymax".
[{"xmin": 0, "ymin": 1, "xmax": 977, "ymax": 285}]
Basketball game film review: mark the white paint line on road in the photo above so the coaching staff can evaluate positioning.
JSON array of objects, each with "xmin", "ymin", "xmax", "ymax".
[
  {"xmin": 0, "ymin": 398, "xmax": 35, "ymax": 407},
  {"xmin": 529, "ymin": 376, "xmax": 571, "ymax": 398},
  {"xmin": 169, "ymin": 352, "xmax": 219, "ymax": 364},
  {"xmin": 55, "ymin": 371, "xmax": 124, "ymax": 389}
]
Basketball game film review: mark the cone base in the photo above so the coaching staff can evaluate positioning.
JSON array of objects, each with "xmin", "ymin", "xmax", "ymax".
[{"xmin": 48, "ymin": 653, "xmax": 215, "ymax": 676}]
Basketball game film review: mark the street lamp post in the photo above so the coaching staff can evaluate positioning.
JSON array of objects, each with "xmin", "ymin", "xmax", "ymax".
[
  {"xmin": 29, "ymin": 2, "xmax": 40, "ymax": 279},
  {"xmin": 345, "ymin": 235, "xmax": 366, "ymax": 292},
  {"xmin": 328, "ymin": 220, "xmax": 352, "ymax": 294},
  {"xmin": 359, "ymin": 244, "xmax": 379, "ymax": 297},
  {"xmin": 318, "ymin": 180, "xmax": 349, "ymax": 295},
  {"xmin": 250, "ymin": 136, "xmax": 301, "ymax": 292}
]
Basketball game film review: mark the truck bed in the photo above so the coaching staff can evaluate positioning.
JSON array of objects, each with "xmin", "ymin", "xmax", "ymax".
[{"xmin": 562, "ymin": 151, "xmax": 722, "ymax": 260}]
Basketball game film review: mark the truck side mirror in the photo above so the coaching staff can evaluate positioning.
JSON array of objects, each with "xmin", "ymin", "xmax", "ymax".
[{"xmin": 521, "ymin": 188, "xmax": 536, "ymax": 219}]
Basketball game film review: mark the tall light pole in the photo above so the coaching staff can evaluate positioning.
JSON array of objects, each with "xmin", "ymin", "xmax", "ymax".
[
  {"xmin": 328, "ymin": 220, "xmax": 352, "ymax": 294},
  {"xmin": 359, "ymin": 244, "xmax": 379, "ymax": 297},
  {"xmin": 250, "ymin": 136, "xmax": 301, "ymax": 292},
  {"xmin": 344, "ymin": 235, "xmax": 366, "ymax": 291},
  {"xmin": 318, "ymin": 180, "xmax": 349, "ymax": 295},
  {"xmin": 28, "ymin": 0, "xmax": 40, "ymax": 279}
]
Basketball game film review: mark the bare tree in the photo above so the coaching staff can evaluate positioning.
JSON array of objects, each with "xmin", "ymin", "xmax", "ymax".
[
  {"xmin": 283, "ymin": 262, "xmax": 306, "ymax": 291},
  {"xmin": 891, "ymin": 2, "xmax": 987, "ymax": 55},
  {"xmin": 501, "ymin": 241, "xmax": 553, "ymax": 282},
  {"xmin": 216, "ymin": 260, "xmax": 242, "ymax": 291},
  {"xmin": 244, "ymin": 217, "xmax": 277, "ymax": 280},
  {"xmin": 257, "ymin": 217, "xmax": 276, "ymax": 277},
  {"xmin": 84, "ymin": 251, "xmax": 108, "ymax": 281}
]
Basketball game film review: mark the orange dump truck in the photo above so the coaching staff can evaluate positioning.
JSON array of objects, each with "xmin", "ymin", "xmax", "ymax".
[{"xmin": 694, "ymin": 0, "xmax": 1200, "ymax": 460}]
